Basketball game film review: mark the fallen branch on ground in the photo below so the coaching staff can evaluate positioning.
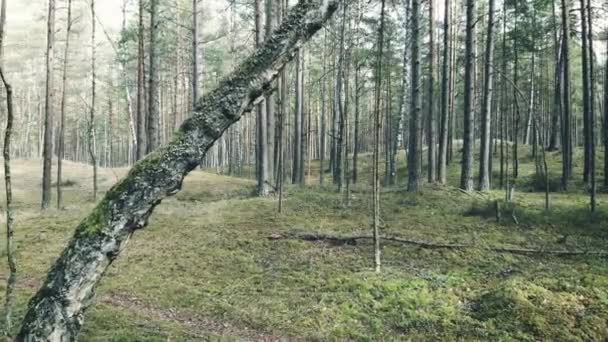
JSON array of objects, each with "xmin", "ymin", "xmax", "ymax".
[{"xmin": 277, "ymin": 232, "xmax": 608, "ymax": 258}]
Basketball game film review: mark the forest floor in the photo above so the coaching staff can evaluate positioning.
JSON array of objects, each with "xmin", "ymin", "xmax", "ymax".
[{"xmin": 0, "ymin": 147, "xmax": 607, "ymax": 341}]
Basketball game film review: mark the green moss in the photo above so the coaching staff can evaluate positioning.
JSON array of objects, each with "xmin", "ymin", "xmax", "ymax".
[
  {"xmin": 76, "ymin": 199, "xmax": 111, "ymax": 236},
  {"xmin": 1, "ymin": 146, "xmax": 607, "ymax": 340},
  {"xmin": 471, "ymin": 278, "xmax": 608, "ymax": 340}
]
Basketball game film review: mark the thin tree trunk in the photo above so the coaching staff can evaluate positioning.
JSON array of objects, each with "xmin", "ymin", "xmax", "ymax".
[
  {"xmin": 41, "ymin": 0, "xmax": 56, "ymax": 209},
  {"xmin": 334, "ymin": 5, "xmax": 346, "ymax": 190},
  {"xmin": 136, "ymin": 0, "xmax": 146, "ymax": 160},
  {"xmin": 57, "ymin": 0, "xmax": 72, "ymax": 209},
  {"xmin": 192, "ymin": 0, "xmax": 202, "ymax": 108},
  {"xmin": 579, "ymin": 0, "xmax": 591, "ymax": 183},
  {"xmin": 560, "ymin": 0, "xmax": 573, "ymax": 188},
  {"xmin": 255, "ymin": 0, "xmax": 270, "ymax": 195},
  {"xmin": 293, "ymin": 48, "xmax": 305, "ymax": 185},
  {"xmin": 585, "ymin": 0, "xmax": 595, "ymax": 211},
  {"xmin": 372, "ymin": 0, "xmax": 386, "ymax": 273},
  {"xmin": 89, "ymin": 0, "xmax": 98, "ymax": 202},
  {"xmin": 499, "ymin": 5, "xmax": 507, "ymax": 189},
  {"xmin": 549, "ymin": 0, "xmax": 561, "ymax": 151},
  {"xmin": 407, "ymin": 0, "xmax": 421, "ymax": 192},
  {"xmin": 320, "ymin": 30, "xmax": 327, "ymax": 185},
  {"xmin": 426, "ymin": 0, "xmax": 436, "ymax": 183},
  {"xmin": 0, "ymin": 9, "xmax": 16, "ymax": 336},
  {"xmin": 460, "ymin": 0, "xmax": 475, "ymax": 191},
  {"xmin": 0, "ymin": 67, "xmax": 15, "ymax": 337},
  {"xmin": 120, "ymin": 0, "xmax": 137, "ymax": 164},
  {"xmin": 438, "ymin": 0, "xmax": 450, "ymax": 185},
  {"xmin": 147, "ymin": 0, "xmax": 160, "ymax": 153},
  {"xmin": 604, "ymin": 28, "xmax": 608, "ymax": 189},
  {"xmin": 352, "ymin": 64, "xmax": 360, "ymax": 184},
  {"xmin": 16, "ymin": 2, "xmax": 340, "ymax": 339},
  {"xmin": 479, "ymin": 0, "xmax": 495, "ymax": 191},
  {"xmin": 265, "ymin": 0, "xmax": 275, "ymax": 182}
]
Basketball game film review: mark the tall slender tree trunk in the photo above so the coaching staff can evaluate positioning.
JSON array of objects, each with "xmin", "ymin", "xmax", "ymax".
[
  {"xmin": 560, "ymin": 0, "xmax": 573, "ymax": 188},
  {"xmin": 585, "ymin": 0, "xmax": 595, "ymax": 211},
  {"xmin": 293, "ymin": 48, "xmax": 304, "ymax": 185},
  {"xmin": 603, "ymin": 33, "xmax": 608, "ymax": 189},
  {"xmin": 0, "ymin": 0, "xmax": 5, "ymax": 59},
  {"xmin": 320, "ymin": 31, "xmax": 327, "ymax": 185},
  {"xmin": 147, "ymin": 0, "xmax": 160, "ymax": 153},
  {"xmin": 479, "ymin": 0, "xmax": 495, "ymax": 191},
  {"xmin": 334, "ymin": 5, "xmax": 346, "ymax": 190},
  {"xmin": 255, "ymin": 0, "xmax": 270, "ymax": 195},
  {"xmin": 89, "ymin": 0, "xmax": 98, "ymax": 202},
  {"xmin": 265, "ymin": 0, "xmax": 276, "ymax": 181},
  {"xmin": 352, "ymin": 64, "xmax": 360, "ymax": 184},
  {"xmin": 549, "ymin": 0, "xmax": 562, "ymax": 151},
  {"xmin": 120, "ymin": 0, "xmax": 137, "ymax": 164},
  {"xmin": 57, "ymin": 0, "xmax": 72, "ymax": 209},
  {"xmin": 426, "ymin": 0, "xmax": 436, "ymax": 183},
  {"xmin": 192, "ymin": 0, "xmax": 204, "ymax": 108},
  {"xmin": 372, "ymin": 0, "xmax": 386, "ymax": 273},
  {"xmin": 407, "ymin": 0, "xmax": 421, "ymax": 192},
  {"xmin": 438, "ymin": 0, "xmax": 450, "ymax": 185},
  {"xmin": 460, "ymin": 0, "xmax": 475, "ymax": 191},
  {"xmin": 0, "ymin": 0, "xmax": 16, "ymax": 334},
  {"xmin": 1, "ymin": 67, "xmax": 15, "ymax": 338},
  {"xmin": 41, "ymin": 0, "xmax": 56, "ymax": 210},
  {"xmin": 136, "ymin": 0, "xmax": 146, "ymax": 160},
  {"xmin": 579, "ymin": 0, "xmax": 591, "ymax": 183}
]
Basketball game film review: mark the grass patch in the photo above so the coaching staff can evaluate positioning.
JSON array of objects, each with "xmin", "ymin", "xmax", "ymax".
[{"xmin": 0, "ymin": 147, "xmax": 606, "ymax": 340}]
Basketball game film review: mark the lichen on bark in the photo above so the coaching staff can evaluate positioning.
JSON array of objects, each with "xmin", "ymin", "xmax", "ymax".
[{"xmin": 16, "ymin": 0, "xmax": 340, "ymax": 340}]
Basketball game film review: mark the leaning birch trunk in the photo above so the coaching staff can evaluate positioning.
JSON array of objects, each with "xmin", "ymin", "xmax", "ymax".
[{"xmin": 16, "ymin": 0, "xmax": 339, "ymax": 340}]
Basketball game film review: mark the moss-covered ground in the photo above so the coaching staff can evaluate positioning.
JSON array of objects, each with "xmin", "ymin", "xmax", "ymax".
[{"xmin": 0, "ymin": 146, "xmax": 606, "ymax": 340}]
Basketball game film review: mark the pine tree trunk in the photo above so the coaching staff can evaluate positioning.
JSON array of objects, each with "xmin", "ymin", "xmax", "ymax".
[
  {"xmin": 41, "ymin": 0, "xmax": 55, "ymax": 209},
  {"xmin": 320, "ymin": 31, "xmax": 327, "ymax": 185},
  {"xmin": 57, "ymin": 0, "xmax": 72, "ymax": 208},
  {"xmin": 478, "ymin": 0, "xmax": 495, "ymax": 191},
  {"xmin": 579, "ymin": 0, "xmax": 591, "ymax": 183},
  {"xmin": 438, "ymin": 0, "xmax": 450, "ymax": 185},
  {"xmin": 352, "ymin": 64, "xmax": 360, "ymax": 184},
  {"xmin": 372, "ymin": 0, "xmax": 386, "ymax": 273},
  {"xmin": 147, "ymin": 0, "xmax": 160, "ymax": 153},
  {"xmin": 136, "ymin": 0, "xmax": 147, "ymax": 160},
  {"xmin": 334, "ymin": 7, "xmax": 346, "ymax": 189},
  {"xmin": 549, "ymin": 0, "xmax": 561, "ymax": 151},
  {"xmin": 293, "ymin": 48, "xmax": 305, "ymax": 185},
  {"xmin": 265, "ymin": 0, "xmax": 276, "ymax": 181},
  {"xmin": 460, "ymin": 0, "xmax": 475, "ymax": 191},
  {"xmin": 603, "ymin": 35, "xmax": 608, "ymax": 189},
  {"xmin": 89, "ymin": 0, "xmax": 98, "ymax": 202},
  {"xmin": 560, "ymin": 0, "xmax": 573, "ymax": 188},
  {"xmin": 407, "ymin": 0, "xmax": 421, "ymax": 192},
  {"xmin": 426, "ymin": 0, "xmax": 436, "ymax": 183},
  {"xmin": 192, "ymin": 0, "xmax": 203, "ymax": 109},
  {"xmin": 255, "ymin": 0, "xmax": 270, "ymax": 195},
  {"xmin": 585, "ymin": 0, "xmax": 595, "ymax": 211}
]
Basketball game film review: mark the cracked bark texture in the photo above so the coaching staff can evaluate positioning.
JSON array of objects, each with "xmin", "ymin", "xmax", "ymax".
[{"xmin": 16, "ymin": 0, "xmax": 339, "ymax": 340}]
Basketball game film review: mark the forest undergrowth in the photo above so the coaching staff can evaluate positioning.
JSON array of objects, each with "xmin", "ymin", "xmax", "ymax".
[{"xmin": 0, "ymin": 146, "xmax": 606, "ymax": 340}]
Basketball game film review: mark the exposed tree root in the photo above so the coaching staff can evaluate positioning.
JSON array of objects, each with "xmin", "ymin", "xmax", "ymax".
[{"xmin": 278, "ymin": 232, "xmax": 608, "ymax": 258}]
